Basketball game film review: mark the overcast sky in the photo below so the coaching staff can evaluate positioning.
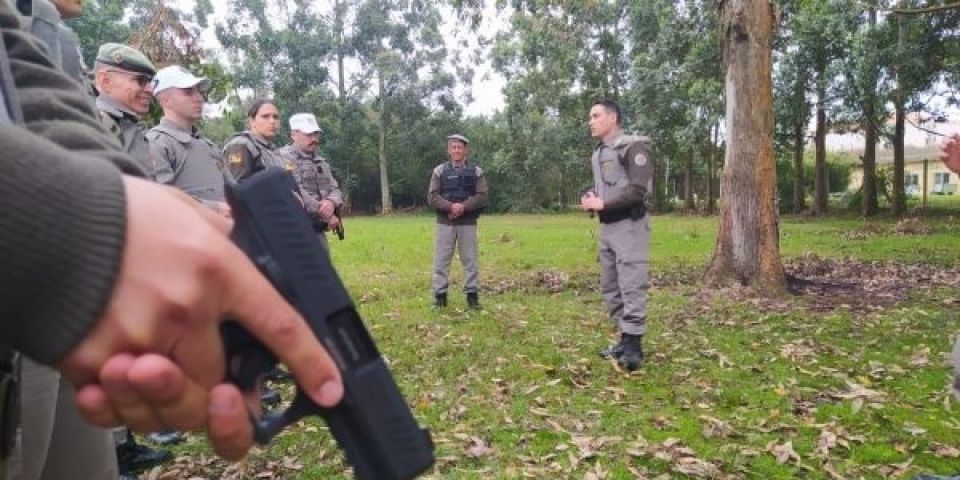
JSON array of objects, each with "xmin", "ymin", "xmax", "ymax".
[{"xmin": 171, "ymin": 0, "xmax": 506, "ymax": 116}]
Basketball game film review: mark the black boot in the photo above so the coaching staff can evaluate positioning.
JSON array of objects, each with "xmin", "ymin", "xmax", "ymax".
[
  {"xmin": 617, "ymin": 334, "xmax": 644, "ymax": 371},
  {"xmin": 466, "ymin": 292, "xmax": 481, "ymax": 309},
  {"xmin": 433, "ymin": 292, "xmax": 447, "ymax": 308},
  {"xmin": 599, "ymin": 333, "xmax": 628, "ymax": 359},
  {"xmin": 116, "ymin": 433, "xmax": 173, "ymax": 475}
]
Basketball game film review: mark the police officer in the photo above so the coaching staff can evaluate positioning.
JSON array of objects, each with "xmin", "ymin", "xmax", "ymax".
[
  {"xmin": 278, "ymin": 113, "xmax": 343, "ymax": 250},
  {"xmin": 427, "ymin": 134, "xmax": 489, "ymax": 309},
  {"xmin": 93, "ymin": 43, "xmax": 157, "ymax": 178},
  {"xmin": 222, "ymin": 98, "xmax": 290, "ymax": 182},
  {"xmin": 147, "ymin": 65, "xmax": 230, "ymax": 217},
  {"xmin": 581, "ymin": 99, "xmax": 653, "ymax": 372}
]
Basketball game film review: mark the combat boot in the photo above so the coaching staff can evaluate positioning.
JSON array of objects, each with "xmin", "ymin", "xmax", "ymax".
[
  {"xmin": 433, "ymin": 292, "xmax": 447, "ymax": 308},
  {"xmin": 599, "ymin": 333, "xmax": 628, "ymax": 359},
  {"xmin": 617, "ymin": 334, "xmax": 644, "ymax": 371},
  {"xmin": 116, "ymin": 436, "xmax": 172, "ymax": 475},
  {"xmin": 466, "ymin": 292, "xmax": 481, "ymax": 309}
]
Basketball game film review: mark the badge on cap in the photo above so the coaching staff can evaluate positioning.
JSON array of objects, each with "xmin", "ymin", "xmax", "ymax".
[
  {"xmin": 634, "ymin": 152, "xmax": 647, "ymax": 166},
  {"xmin": 112, "ymin": 51, "xmax": 124, "ymax": 63}
]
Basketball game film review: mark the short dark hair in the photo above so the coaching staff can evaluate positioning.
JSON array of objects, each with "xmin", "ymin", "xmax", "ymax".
[
  {"xmin": 247, "ymin": 98, "xmax": 277, "ymax": 119},
  {"xmin": 592, "ymin": 99, "xmax": 621, "ymax": 126}
]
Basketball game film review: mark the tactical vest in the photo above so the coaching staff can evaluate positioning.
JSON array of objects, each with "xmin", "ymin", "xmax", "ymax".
[
  {"xmin": 591, "ymin": 139, "xmax": 647, "ymax": 224},
  {"xmin": 440, "ymin": 162, "xmax": 478, "ymax": 202},
  {"xmin": 146, "ymin": 125, "xmax": 226, "ymax": 202},
  {"xmin": 15, "ymin": 0, "xmax": 86, "ymax": 88},
  {"xmin": 437, "ymin": 162, "xmax": 481, "ymax": 222},
  {"xmin": 226, "ymin": 131, "xmax": 287, "ymax": 178}
]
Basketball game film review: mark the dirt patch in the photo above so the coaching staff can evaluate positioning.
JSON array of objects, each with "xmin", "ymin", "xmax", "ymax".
[{"xmin": 784, "ymin": 253, "xmax": 960, "ymax": 313}]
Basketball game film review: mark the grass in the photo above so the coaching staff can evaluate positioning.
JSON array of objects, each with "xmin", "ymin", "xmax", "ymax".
[{"xmin": 158, "ymin": 212, "xmax": 960, "ymax": 479}]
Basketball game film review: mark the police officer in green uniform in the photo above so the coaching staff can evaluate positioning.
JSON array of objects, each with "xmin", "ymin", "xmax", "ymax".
[
  {"xmin": 147, "ymin": 65, "xmax": 229, "ymax": 217},
  {"xmin": 427, "ymin": 134, "xmax": 489, "ymax": 309},
  {"xmin": 93, "ymin": 43, "xmax": 157, "ymax": 179},
  {"xmin": 581, "ymin": 100, "xmax": 653, "ymax": 372},
  {"xmin": 277, "ymin": 113, "xmax": 343, "ymax": 251},
  {"xmin": 222, "ymin": 98, "xmax": 290, "ymax": 182}
]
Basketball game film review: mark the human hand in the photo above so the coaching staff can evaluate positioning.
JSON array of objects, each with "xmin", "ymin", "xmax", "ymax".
[
  {"xmin": 326, "ymin": 215, "xmax": 341, "ymax": 229},
  {"xmin": 448, "ymin": 203, "xmax": 465, "ymax": 219},
  {"xmin": 580, "ymin": 191, "xmax": 604, "ymax": 211},
  {"xmin": 318, "ymin": 199, "xmax": 336, "ymax": 219},
  {"xmin": 940, "ymin": 134, "xmax": 960, "ymax": 175},
  {"xmin": 60, "ymin": 176, "xmax": 344, "ymax": 459},
  {"xmin": 214, "ymin": 201, "xmax": 232, "ymax": 219}
]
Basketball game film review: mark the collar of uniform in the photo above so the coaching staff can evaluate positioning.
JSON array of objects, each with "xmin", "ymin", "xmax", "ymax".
[
  {"xmin": 96, "ymin": 95, "xmax": 139, "ymax": 121},
  {"xmin": 447, "ymin": 160, "xmax": 470, "ymax": 169},
  {"xmin": 601, "ymin": 129, "xmax": 626, "ymax": 148},
  {"xmin": 245, "ymin": 130, "xmax": 275, "ymax": 149},
  {"xmin": 155, "ymin": 118, "xmax": 195, "ymax": 143}
]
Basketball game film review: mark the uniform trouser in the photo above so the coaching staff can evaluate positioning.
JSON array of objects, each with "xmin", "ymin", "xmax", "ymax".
[
  {"xmin": 7, "ymin": 359, "xmax": 116, "ymax": 480},
  {"xmin": 598, "ymin": 215, "xmax": 650, "ymax": 336},
  {"xmin": 317, "ymin": 232, "xmax": 329, "ymax": 252},
  {"xmin": 432, "ymin": 223, "xmax": 479, "ymax": 294}
]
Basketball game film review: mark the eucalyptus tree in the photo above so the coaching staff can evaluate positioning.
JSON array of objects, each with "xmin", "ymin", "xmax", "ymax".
[
  {"xmin": 704, "ymin": 0, "xmax": 785, "ymax": 292},
  {"xmin": 351, "ymin": 0, "xmax": 453, "ymax": 213}
]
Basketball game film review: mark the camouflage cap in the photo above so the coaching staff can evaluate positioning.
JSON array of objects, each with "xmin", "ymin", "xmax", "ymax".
[
  {"xmin": 95, "ymin": 43, "xmax": 156, "ymax": 76},
  {"xmin": 447, "ymin": 133, "xmax": 469, "ymax": 145}
]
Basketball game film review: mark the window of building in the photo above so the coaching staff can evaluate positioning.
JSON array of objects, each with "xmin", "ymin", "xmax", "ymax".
[{"xmin": 905, "ymin": 173, "xmax": 919, "ymax": 196}]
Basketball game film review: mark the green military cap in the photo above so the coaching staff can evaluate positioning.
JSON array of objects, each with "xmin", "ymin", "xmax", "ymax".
[{"xmin": 95, "ymin": 43, "xmax": 156, "ymax": 76}]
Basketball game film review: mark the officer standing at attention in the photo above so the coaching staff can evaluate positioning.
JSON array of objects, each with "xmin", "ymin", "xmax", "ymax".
[
  {"xmin": 222, "ymin": 98, "xmax": 289, "ymax": 182},
  {"xmin": 278, "ymin": 113, "xmax": 343, "ymax": 250},
  {"xmin": 147, "ymin": 65, "xmax": 230, "ymax": 217},
  {"xmin": 580, "ymin": 99, "xmax": 653, "ymax": 372},
  {"xmin": 93, "ymin": 42, "xmax": 157, "ymax": 178},
  {"xmin": 427, "ymin": 134, "xmax": 489, "ymax": 309}
]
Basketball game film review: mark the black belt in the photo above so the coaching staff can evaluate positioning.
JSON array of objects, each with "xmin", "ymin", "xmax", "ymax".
[{"xmin": 598, "ymin": 204, "xmax": 645, "ymax": 224}]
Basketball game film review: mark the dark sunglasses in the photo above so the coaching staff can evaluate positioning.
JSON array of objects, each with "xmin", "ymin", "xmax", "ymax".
[{"xmin": 107, "ymin": 69, "xmax": 154, "ymax": 88}]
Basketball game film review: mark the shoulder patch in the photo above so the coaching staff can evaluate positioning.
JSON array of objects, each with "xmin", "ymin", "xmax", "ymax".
[
  {"xmin": 228, "ymin": 153, "xmax": 244, "ymax": 165},
  {"xmin": 634, "ymin": 152, "xmax": 648, "ymax": 167}
]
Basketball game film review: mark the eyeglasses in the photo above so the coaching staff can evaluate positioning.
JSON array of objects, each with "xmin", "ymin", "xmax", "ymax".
[{"xmin": 106, "ymin": 69, "xmax": 154, "ymax": 88}]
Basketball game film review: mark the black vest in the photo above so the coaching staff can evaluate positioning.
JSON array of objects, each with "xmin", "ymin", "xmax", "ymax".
[{"xmin": 440, "ymin": 162, "xmax": 477, "ymax": 203}]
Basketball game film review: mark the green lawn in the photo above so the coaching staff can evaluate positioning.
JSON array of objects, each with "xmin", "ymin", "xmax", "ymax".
[{"xmin": 157, "ymin": 213, "xmax": 960, "ymax": 479}]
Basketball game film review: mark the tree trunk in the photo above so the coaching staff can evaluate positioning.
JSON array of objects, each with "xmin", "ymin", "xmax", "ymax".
[
  {"xmin": 684, "ymin": 149, "xmax": 695, "ymax": 210},
  {"xmin": 892, "ymin": 98, "xmax": 906, "ymax": 216},
  {"xmin": 334, "ymin": 0, "xmax": 350, "ymax": 210},
  {"xmin": 792, "ymin": 116, "xmax": 805, "ymax": 213},
  {"xmin": 704, "ymin": 0, "xmax": 785, "ymax": 293},
  {"xmin": 861, "ymin": 6, "xmax": 879, "ymax": 216},
  {"xmin": 862, "ymin": 102, "xmax": 879, "ymax": 216},
  {"xmin": 377, "ymin": 70, "xmax": 393, "ymax": 213},
  {"xmin": 814, "ymin": 78, "xmax": 829, "ymax": 215},
  {"xmin": 891, "ymin": 15, "xmax": 906, "ymax": 216},
  {"xmin": 707, "ymin": 124, "xmax": 717, "ymax": 214}
]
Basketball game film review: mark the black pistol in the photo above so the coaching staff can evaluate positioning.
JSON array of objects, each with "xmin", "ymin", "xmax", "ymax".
[{"xmin": 220, "ymin": 168, "xmax": 434, "ymax": 480}]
